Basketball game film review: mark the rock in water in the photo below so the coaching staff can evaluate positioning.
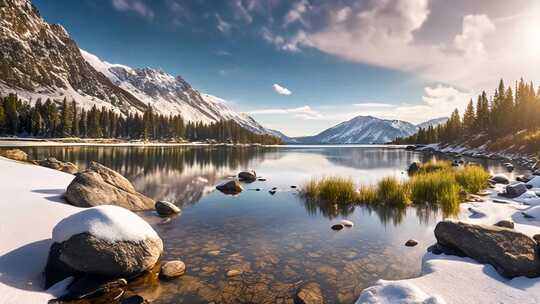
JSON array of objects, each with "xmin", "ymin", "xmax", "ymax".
[
  {"xmin": 216, "ymin": 180, "xmax": 243, "ymax": 194},
  {"xmin": 434, "ymin": 220, "xmax": 540, "ymax": 278},
  {"xmin": 45, "ymin": 205, "xmax": 163, "ymax": 287},
  {"xmin": 331, "ymin": 224, "xmax": 344, "ymax": 231},
  {"xmin": 341, "ymin": 220, "xmax": 354, "ymax": 227},
  {"xmin": 504, "ymin": 183, "xmax": 527, "ymax": 198},
  {"xmin": 37, "ymin": 157, "xmax": 79, "ymax": 174},
  {"xmin": 238, "ymin": 170, "xmax": 257, "ymax": 182},
  {"xmin": 65, "ymin": 161, "xmax": 155, "ymax": 211},
  {"xmin": 405, "ymin": 239, "xmax": 418, "ymax": 247},
  {"xmin": 0, "ymin": 148, "xmax": 28, "ymax": 161},
  {"xmin": 295, "ymin": 282, "xmax": 323, "ymax": 304},
  {"xmin": 155, "ymin": 201, "xmax": 181, "ymax": 217},
  {"xmin": 58, "ymin": 275, "xmax": 127, "ymax": 301},
  {"xmin": 226, "ymin": 269, "xmax": 242, "ymax": 277},
  {"xmin": 160, "ymin": 260, "xmax": 186, "ymax": 279},
  {"xmin": 489, "ymin": 174, "xmax": 510, "ymax": 184}
]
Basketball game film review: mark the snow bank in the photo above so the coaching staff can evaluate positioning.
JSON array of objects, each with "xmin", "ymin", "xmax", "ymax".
[
  {"xmin": 0, "ymin": 157, "xmax": 79, "ymax": 303},
  {"xmin": 357, "ymin": 185, "xmax": 540, "ymax": 304},
  {"xmin": 527, "ymin": 176, "xmax": 540, "ymax": 188},
  {"xmin": 52, "ymin": 205, "xmax": 158, "ymax": 243}
]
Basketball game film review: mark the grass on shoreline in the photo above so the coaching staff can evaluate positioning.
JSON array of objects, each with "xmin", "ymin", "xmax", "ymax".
[{"xmin": 302, "ymin": 160, "xmax": 490, "ymax": 216}]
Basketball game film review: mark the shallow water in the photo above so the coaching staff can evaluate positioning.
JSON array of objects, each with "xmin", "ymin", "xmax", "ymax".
[{"xmin": 16, "ymin": 145, "xmax": 527, "ymax": 303}]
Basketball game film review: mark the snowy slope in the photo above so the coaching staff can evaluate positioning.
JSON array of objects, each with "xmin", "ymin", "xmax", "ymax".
[
  {"xmin": 416, "ymin": 117, "xmax": 448, "ymax": 129},
  {"xmin": 295, "ymin": 116, "xmax": 418, "ymax": 144},
  {"xmin": 81, "ymin": 50, "xmax": 277, "ymax": 135}
]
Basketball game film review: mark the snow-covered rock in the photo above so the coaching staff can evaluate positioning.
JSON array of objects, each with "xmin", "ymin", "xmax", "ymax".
[{"xmin": 46, "ymin": 205, "xmax": 163, "ymax": 286}]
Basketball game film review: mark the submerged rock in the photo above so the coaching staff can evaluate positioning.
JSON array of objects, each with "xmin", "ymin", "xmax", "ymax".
[
  {"xmin": 226, "ymin": 269, "xmax": 242, "ymax": 277},
  {"xmin": 0, "ymin": 148, "xmax": 28, "ymax": 161},
  {"xmin": 65, "ymin": 162, "xmax": 155, "ymax": 211},
  {"xmin": 407, "ymin": 162, "xmax": 419, "ymax": 175},
  {"xmin": 45, "ymin": 206, "xmax": 163, "ymax": 287},
  {"xmin": 434, "ymin": 220, "xmax": 540, "ymax": 278},
  {"xmin": 58, "ymin": 275, "xmax": 127, "ymax": 301},
  {"xmin": 216, "ymin": 180, "xmax": 243, "ymax": 194},
  {"xmin": 155, "ymin": 201, "xmax": 181, "ymax": 217},
  {"xmin": 238, "ymin": 170, "xmax": 257, "ymax": 182},
  {"xmin": 160, "ymin": 260, "xmax": 186, "ymax": 279},
  {"xmin": 295, "ymin": 282, "xmax": 323, "ymax": 304},
  {"xmin": 489, "ymin": 174, "xmax": 510, "ymax": 184},
  {"xmin": 37, "ymin": 157, "xmax": 79, "ymax": 174}
]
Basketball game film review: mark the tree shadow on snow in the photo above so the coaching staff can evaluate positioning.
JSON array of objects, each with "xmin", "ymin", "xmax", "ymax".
[
  {"xmin": 31, "ymin": 189, "xmax": 67, "ymax": 204},
  {"xmin": 0, "ymin": 238, "xmax": 52, "ymax": 291}
]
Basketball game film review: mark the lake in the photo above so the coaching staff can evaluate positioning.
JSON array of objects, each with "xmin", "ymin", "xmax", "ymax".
[{"xmin": 16, "ymin": 145, "xmax": 525, "ymax": 304}]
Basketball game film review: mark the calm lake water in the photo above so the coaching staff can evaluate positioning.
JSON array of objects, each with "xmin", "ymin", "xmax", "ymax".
[{"xmin": 16, "ymin": 145, "xmax": 526, "ymax": 304}]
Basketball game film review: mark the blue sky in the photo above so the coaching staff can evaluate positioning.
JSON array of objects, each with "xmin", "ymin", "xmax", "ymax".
[{"xmin": 33, "ymin": 0, "xmax": 540, "ymax": 136}]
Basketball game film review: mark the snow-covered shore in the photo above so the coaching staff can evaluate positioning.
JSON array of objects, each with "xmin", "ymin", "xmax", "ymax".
[
  {"xmin": 0, "ymin": 157, "xmax": 79, "ymax": 303},
  {"xmin": 357, "ymin": 184, "xmax": 540, "ymax": 304}
]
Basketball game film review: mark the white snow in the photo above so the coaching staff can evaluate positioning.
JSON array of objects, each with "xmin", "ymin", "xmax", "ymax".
[
  {"xmin": 356, "ymin": 183, "xmax": 540, "ymax": 304},
  {"xmin": 52, "ymin": 205, "xmax": 158, "ymax": 243},
  {"xmin": 527, "ymin": 176, "xmax": 540, "ymax": 188},
  {"xmin": 0, "ymin": 157, "xmax": 79, "ymax": 303}
]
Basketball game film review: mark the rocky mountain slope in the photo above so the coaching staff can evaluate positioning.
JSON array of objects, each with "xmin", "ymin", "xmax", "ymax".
[
  {"xmin": 0, "ymin": 0, "xmax": 276, "ymax": 136},
  {"xmin": 292, "ymin": 116, "xmax": 447, "ymax": 144},
  {"xmin": 416, "ymin": 117, "xmax": 449, "ymax": 129}
]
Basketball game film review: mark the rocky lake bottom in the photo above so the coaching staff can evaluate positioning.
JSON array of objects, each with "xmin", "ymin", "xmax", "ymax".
[{"xmin": 15, "ymin": 145, "xmax": 527, "ymax": 304}]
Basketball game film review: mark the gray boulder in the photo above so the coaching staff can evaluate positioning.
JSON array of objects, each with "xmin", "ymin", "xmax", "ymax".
[
  {"xmin": 489, "ymin": 174, "xmax": 510, "ymax": 184},
  {"xmin": 65, "ymin": 162, "xmax": 154, "ymax": 211},
  {"xmin": 37, "ymin": 157, "xmax": 79, "ymax": 174},
  {"xmin": 504, "ymin": 183, "xmax": 527, "ymax": 198},
  {"xmin": 494, "ymin": 220, "xmax": 514, "ymax": 229},
  {"xmin": 434, "ymin": 220, "xmax": 540, "ymax": 278},
  {"xmin": 238, "ymin": 170, "xmax": 257, "ymax": 182},
  {"xmin": 216, "ymin": 180, "xmax": 243, "ymax": 194},
  {"xmin": 0, "ymin": 148, "xmax": 28, "ymax": 161},
  {"xmin": 155, "ymin": 201, "xmax": 181, "ymax": 217}
]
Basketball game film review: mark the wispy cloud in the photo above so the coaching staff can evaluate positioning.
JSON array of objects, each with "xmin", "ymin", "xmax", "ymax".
[
  {"xmin": 216, "ymin": 50, "xmax": 232, "ymax": 56},
  {"xmin": 215, "ymin": 14, "xmax": 232, "ymax": 33},
  {"xmin": 353, "ymin": 103, "xmax": 393, "ymax": 108},
  {"xmin": 272, "ymin": 83, "xmax": 292, "ymax": 95},
  {"xmin": 249, "ymin": 105, "xmax": 324, "ymax": 120},
  {"xmin": 111, "ymin": 0, "xmax": 154, "ymax": 21},
  {"xmin": 284, "ymin": 0, "xmax": 310, "ymax": 27}
]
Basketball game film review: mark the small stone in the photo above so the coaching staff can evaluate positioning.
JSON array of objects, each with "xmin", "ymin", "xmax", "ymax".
[
  {"xmin": 269, "ymin": 190, "xmax": 276, "ymax": 195},
  {"xmin": 295, "ymin": 282, "xmax": 323, "ymax": 304},
  {"xmin": 121, "ymin": 295, "xmax": 146, "ymax": 304},
  {"xmin": 290, "ymin": 185, "xmax": 297, "ymax": 189},
  {"xmin": 208, "ymin": 250, "xmax": 220, "ymax": 256},
  {"xmin": 160, "ymin": 260, "xmax": 186, "ymax": 279},
  {"xmin": 341, "ymin": 220, "xmax": 354, "ymax": 227},
  {"xmin": 155, "ymin": 201, "xmax": 181, "ymax": 217},
  {"xmin": 226, "ymin": 269, "xmax": 242, "ymax": 277},
  {"xmin": 258, "ymin": 178, "xmax": 267, "ymax": 181},
  {"xmin": 238, "ymin": 170, "xmax": 257, "ymax": 182},
  {"xmin": 216, "ymin": 180, "xmax": 243, "ymax": 194},
  {"xmin": 494, "ymin": 220, "xmax": 514, "ymax": 229},
  {"xmin": 331, "ymin": 224, "xmax": 344, "ymax": 231},
  {"xmin": 405, "ymin": 239, "xmax": 418, "ymax": 247}
]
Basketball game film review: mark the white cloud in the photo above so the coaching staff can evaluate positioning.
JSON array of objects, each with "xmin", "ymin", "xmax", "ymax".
[
  {"xmin": 231, "ymin": 0, "xmax": 253, "ymax": 24},
  {"xmin": 353, "ymin": 103, "xmax": 393, "ymax": 108},
  {"xmin": 111, "ymin": 0, "xmax": 154, "ymax": 20},
  {"xmin": 215, "ymin": 14, "xmax": 232, "ymax": 33},
  {"xmin": 284, "ymin": 0, "xmax": 310, "ymax": 27},
  {"xmin": 249, "ymin": 105, "xmax": 324, "ymax": 120},
  {"xmin": 272, "ymin": 83, "xmax": 292, "ymax": 95},
  {"xmin": 454, "ymin": 14, "xmax": 496, "ymax": 58}
]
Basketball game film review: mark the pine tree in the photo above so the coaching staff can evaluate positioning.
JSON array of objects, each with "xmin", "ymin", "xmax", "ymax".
[
  {"xmin": 60, "ymin": 97, "xmax": 72, "ymax": 136},
  {"xmin": 0, "ymin": 99, "xmax": 5, "ymax": 133},
  {"xmin": 463, "ymin": 99, "xmax": 475, "ymax": 136},
  {"xmin": 71, "ymin": 100, "xmax": 79, "ymax": 136},
  {"xmin": 4, "ymin": 94, "xmax": 18, "ymax": 134}
]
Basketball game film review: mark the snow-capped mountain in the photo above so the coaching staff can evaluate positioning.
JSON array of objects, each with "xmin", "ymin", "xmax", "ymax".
[
  {"xmin": 294, "ymin": 116, "xmax": 418, "ymax": 144},
  {"xmin": 0, "ymin": 0, "xmax": 278, "ymax": 137},
  {"xmin": 416, "ymin": 117, "xmax": 448, "ymax": 129},
  {"xmin": 0, "ymin": 0, "xmax": 146, "ymax": 113}
]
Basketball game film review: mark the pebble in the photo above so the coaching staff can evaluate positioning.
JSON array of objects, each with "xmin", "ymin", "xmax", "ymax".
[
  {"xmin": 160, "ymin": 260, "xmax": 186, "ymax": 279},
  {"xmin": 331, "ymin": 224, "xmax": 344, "ymax": 231},
  {"xmin": 341, "ymin": 220, "xmax": 354, "ymax": 227},
  {"xmin": 226, "ymin": 269, "xmax": 242, "ymax": 277},
  {"xmin": 405, "ymin": 239, "xmax": 418, "ymax": 247}
]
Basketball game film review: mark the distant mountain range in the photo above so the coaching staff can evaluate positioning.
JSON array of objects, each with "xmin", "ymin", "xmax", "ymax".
[
  {"xmin": 288, "ymin": 115, "xmax": 448, "ymax": 144},
  {"xmin": 0, "ymin": 0, "xmax": 447, "ymax": 145}
]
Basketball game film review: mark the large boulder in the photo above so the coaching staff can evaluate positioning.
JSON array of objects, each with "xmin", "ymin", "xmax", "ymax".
[
  {"xmin": 155, "ymin": 201, "xmax": 181, "ymax": 217},
  {"xmin": 37, "ymin": 157, "xmax": 79, "ymax": 174},
  {"xmin": 238, "ymin": 170, "xmax": 257, "ymax": 182},
  {"xmin": 65, "ymin": 162, "xmax": 154, "ymax": 211},
  {"xmin": 216, "ymin": 180, "xmax": 243, "ymax": 194},
  {"xmin": 45, "ymin": 205, "xmax": 163, "ymax": 287},
  {"xmin": 503, "ymin": 183, "xmax": 527, "ymax": 198},
  {"xmin": 0, "ymin": 148, "xmax": 28, "ymax": 161},
  {"xmin": 434, "ymin": 220, "xmax": 540, "ymax": 278}
]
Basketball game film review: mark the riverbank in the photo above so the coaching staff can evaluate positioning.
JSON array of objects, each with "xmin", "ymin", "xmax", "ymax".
[{"xmin": 357, "ymin": 182, "xmax": 540, "ymax": 303}]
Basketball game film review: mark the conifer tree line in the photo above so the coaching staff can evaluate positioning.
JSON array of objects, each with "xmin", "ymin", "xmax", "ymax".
[
  {"xmin": 394, "ymin": 78, "xmax": 540, "ymax": 145},
  {"xmin": 0, "ymin": 93, "xmax": 282, "ymax": 144}
]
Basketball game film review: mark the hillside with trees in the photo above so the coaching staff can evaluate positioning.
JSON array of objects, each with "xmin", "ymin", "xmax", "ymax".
[
  {"xmin": 393, "ymin": 79, "xmax": 540, "ymax": 154},
  {"xmin": 0, "ymin": 93, "xmax": 282, "ymax": 145}
]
